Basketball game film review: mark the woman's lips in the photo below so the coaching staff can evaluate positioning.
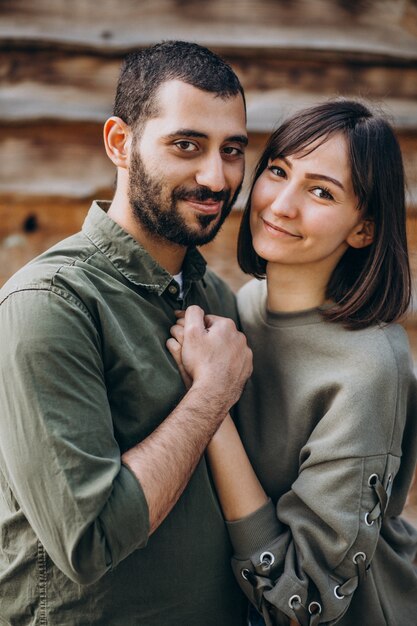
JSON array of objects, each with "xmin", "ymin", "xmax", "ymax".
[{"xmin": 262, "ymin": 218, "xmax": 301, "ymax": 238}]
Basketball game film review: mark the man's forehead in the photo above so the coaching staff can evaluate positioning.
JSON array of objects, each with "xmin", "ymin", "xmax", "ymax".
[
  {"xmin": 149, "ymin": 79, "xmax": 247, "ymax": 137},
  {"xmin": 154, "ymin": 78, "xmax": 243, "ymax": 105}
]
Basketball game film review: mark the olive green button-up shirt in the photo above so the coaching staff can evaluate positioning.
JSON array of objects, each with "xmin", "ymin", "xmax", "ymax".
[{"xmin": 0, "ymin": 202, "xmax": 247, "ymax": 626}]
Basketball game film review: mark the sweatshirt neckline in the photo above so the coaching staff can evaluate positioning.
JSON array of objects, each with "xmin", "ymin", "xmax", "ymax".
[{"xmin": 265, "ymin": 305, "xmax": 326, "ymax": 327}]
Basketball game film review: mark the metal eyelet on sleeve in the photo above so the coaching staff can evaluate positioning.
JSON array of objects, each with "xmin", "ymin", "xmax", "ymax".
[
  {"xmin": 259, "ymin": 551, "xmax": 275, "ymax": 571},
  {"xmin": 368, "ymin": 473, "xmax": 379, "ymax": 486},
  {"xmin": 366, "ymin": 473, "xmax": 390, "ymax": 526},
  {"xmin": 288, "ymin": 594, "xmax": 302, "ymax": 609},
  {"xmin": 308, "ymin": 601, "xmax": 322, "ymax": 615},
  {"xmin": 365, "ymin": 512, "xmax": 374, "ymax": 526},
  {"xmin": 333, "ymin": 550, "xmax": 368, "ymax": 602},
  {"xmin": 290, "ymin": 595, "xmax": 318, "ymax": 626},
  {"xmin": 241, "ymin": 568, "xmax": 250, "ymax": 581},
  {"xmin": 353, "ymin": 551, "xmax": 366, "ymax": 564}
]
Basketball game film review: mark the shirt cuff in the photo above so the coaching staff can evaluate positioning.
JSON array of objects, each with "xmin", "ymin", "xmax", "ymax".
[
  {"xmin": 100, "ymin": 463, "xmax": 150, "ymax": 568},
  {"xmin": 226, "ymin": 498, "xmax": 283, "ymax": 559}
]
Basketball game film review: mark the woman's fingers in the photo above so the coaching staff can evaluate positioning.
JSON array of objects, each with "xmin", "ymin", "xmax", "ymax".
[
  {"xmin": 166, "ymin": 337, "xmax": 192, "ymax": 389},
  {"xmin": 170, "ymin": 323, "xmax": 185, "ymax": 345}
]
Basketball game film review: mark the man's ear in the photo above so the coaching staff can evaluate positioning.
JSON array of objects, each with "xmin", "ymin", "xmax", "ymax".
[
  {"xmin": 103, "ymin": 116, "xmax": 132, "ymax": 169},
  {"xmin": 346, "ymin": 219, "xmax": 375, "ymax": 249}
]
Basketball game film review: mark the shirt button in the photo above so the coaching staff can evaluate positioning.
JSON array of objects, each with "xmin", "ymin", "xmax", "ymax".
[{"xmin": 168, "ymin": 285, "xmax": 178, "ymax": 295}]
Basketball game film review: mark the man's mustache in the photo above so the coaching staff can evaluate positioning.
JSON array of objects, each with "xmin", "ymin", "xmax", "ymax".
[{"xmin": 174, "ymin": 186, "xmax": 229, "ymax": 203}]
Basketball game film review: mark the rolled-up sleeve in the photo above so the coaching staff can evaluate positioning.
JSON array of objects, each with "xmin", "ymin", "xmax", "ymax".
[{"xmin": 0, "ymin": 287, "xmax": 149, "ymax": 585}]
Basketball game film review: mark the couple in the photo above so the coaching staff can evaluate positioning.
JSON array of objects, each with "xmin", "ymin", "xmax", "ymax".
[{"xmin": 0, "ymin": 41, "xmax": 416, "ymax": 626}]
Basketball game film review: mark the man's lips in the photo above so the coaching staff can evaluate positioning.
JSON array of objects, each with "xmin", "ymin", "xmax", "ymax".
[
  {"xmin": 183, "ymin": 198, "xmax": 222, "ymax": 214},
  {"xmin": 262, "ymin": 218, "xmax": 301, "ymax": 238}
]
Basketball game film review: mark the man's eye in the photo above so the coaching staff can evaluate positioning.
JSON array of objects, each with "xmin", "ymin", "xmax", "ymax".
[
  {"xmin": 222, "ymin": 146, "xmax": 243, "ymax": 156},
  {"xmin": 175, "ymin": 141, "xmax": 198, "ymax": 152}
]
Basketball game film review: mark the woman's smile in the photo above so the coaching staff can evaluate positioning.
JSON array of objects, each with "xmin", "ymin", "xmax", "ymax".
[{"xmin": 261, "ymin": 217, "xmax": 302, "ymax": 238}]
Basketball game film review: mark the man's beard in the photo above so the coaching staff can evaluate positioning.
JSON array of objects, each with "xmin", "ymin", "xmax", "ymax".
[{"xmin": 128, "ymin": 149, "xmax": 241, "ymax": 247}]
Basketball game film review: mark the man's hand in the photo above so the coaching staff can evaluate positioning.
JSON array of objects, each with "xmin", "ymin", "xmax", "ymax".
[
  {"xmin": 123, "ymin": 306, "xmax": 252, "ymax": 535},
  {"xmin": 168, "ymin": 305, "xmax": 252, "ymax": 413}
]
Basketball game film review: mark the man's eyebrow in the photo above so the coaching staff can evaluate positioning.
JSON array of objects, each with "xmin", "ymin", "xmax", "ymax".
[
  {"xmin": 165, "ymin": 129, "xmax": 208, "ymax": 140},
  {"xmin": 228, "ymin": 134, "xmax": 249, "ymax": 146},
  {"xmin": 165, "ymin": 129, "xmax": 248, "ymax": 145},
  {"xmin": 305, "ymin": 173, "xmax": 345, "ymax": 190}
]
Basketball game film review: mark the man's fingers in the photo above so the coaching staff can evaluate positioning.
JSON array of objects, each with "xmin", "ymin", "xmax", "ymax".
[
  {"xmin": 204, "ymin": 313, "xmax": 236, "ymax": 331},
  {"xmin": 183, "ymin": 305, "xmax": 206, "ymax": 333}
]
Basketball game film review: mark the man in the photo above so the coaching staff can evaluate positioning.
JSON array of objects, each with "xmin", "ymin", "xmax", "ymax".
[{"xmin": 0, "ymin": 41, "xmax": 252, "ymax": 625}]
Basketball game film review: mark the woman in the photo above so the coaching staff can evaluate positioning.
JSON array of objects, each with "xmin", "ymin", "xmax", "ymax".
[{"xmin": 168, "ymin": 99, "xmax": 417, "ymax": 625}]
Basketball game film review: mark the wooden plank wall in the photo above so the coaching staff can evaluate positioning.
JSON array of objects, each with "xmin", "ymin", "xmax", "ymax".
[
  {"xmin": 1, "ymin": 0, "xmax": 417, "ymax": 287},
  {"xmin": 1, "ymin": 0, "xmax": 417, "ymax": 517}
]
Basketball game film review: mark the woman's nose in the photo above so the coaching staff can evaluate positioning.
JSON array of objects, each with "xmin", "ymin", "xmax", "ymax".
[{"xmin": 269, "ymin": 185, "xmax": 299, "ymax": 219}]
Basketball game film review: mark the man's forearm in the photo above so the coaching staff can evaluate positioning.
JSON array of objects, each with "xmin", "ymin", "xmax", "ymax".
[
  {"xmin": 122, "ymin": 382, "xmax": 231, "ymax": 534},
  {"xmin": 124, "ymin": 305, "xmax": 252, "ymax": 535}
]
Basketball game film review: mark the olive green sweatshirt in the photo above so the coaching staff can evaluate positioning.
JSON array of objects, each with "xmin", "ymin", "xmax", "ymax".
[{"xmin": 230, "ymin": 278, "xmax": 417, "ymax": 626}]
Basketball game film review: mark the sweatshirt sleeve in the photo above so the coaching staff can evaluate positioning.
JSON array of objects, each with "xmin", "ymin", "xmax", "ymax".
[
  {"xmin": 0, "ymin": 288, "xmax": 150, "ymax": 585},
  {"xmin": 226, "ymin": 327, "xmax": 416, "ymax": 625}
]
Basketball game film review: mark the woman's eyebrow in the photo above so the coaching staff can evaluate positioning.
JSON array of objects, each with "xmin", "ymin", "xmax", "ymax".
[
  {"xmin": 273, "ymin": 156, "xmax": 345, "ymax": 190},
  {"xmin": 305, "ymin": 173, "xmax": 345, "ymax": 190}
]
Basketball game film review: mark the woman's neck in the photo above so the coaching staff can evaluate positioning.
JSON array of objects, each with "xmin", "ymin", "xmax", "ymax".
[{"xmin": 266, "ymin": 262, "xmax": 330, "ymax": 313}]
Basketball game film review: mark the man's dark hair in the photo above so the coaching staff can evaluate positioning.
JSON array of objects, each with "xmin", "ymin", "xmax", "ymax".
[
  {"xmin": 238, "ymin": 98, "xmax": 411, "ymax": 329},
  {"xmin": 113, "ymin": 40, "xmax": 245, "ymax": 131}
]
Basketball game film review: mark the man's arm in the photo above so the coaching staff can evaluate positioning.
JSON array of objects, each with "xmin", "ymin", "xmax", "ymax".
[
  {"xmin": 123, "ymin": 305, "xmax": 253, "ymax": 534},
  {"xmin": 0, "ymin": 292, "xmax": 251, "ymax": 583},
  {"xmin": 168, "ymin": 315, "xmax": 267, "ymax": 523}
]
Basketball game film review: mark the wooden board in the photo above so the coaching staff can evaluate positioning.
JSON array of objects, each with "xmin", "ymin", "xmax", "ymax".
[
  {"xmin": 1, "ymin": 0, "xmax": 416, "ymax": 60},
  {"xmin": 2, "ymin": 49, "xmax": 417, "ymax": 127}
]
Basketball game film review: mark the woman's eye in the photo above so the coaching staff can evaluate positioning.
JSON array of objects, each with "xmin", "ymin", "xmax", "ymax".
[
  {"xmin": 312, "ymin": 187, "xmax": 334, "ymax": 200},
  {"xmin": 175, "ymin": 141, "xmax": 198, "ymax": 152},
  {"xmin": 268, "ymin": 165, "xmax": 286, "ymax": 178}
]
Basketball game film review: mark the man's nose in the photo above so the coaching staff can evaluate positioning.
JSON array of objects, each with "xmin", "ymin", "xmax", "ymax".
[{"xmin": 195, "ymin": 154, "xmax": 226, "ymax": 192}]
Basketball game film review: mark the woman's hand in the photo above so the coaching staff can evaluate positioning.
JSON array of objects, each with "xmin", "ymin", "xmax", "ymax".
[
  {"xmin": 167, "ymin": 312, "xmax": 192, "ymax": 389},
  {"xmin": 168, "ymin": 309, "xmax": 267, "ymax": 521}
]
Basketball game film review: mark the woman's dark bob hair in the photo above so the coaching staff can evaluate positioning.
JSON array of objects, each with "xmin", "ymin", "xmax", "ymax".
[{"xmin": 238, "ymin": 98, "xmax": 412, "ymax": 329}]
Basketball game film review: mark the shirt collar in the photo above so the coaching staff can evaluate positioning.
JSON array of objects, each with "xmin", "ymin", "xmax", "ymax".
[{"xmin": 82, "ymin": 201, "xmax": 207, "ymax": 294}]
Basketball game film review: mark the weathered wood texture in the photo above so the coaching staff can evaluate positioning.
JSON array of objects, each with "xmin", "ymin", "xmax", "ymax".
[
  {"xmin": 1, "ymin": 0, "xmax": 417, "ymax": 56},
  {"xmin": 2, "ymin": 50, "xmax": 417, "ymax": 124},
  {"xmin": 1, "ymin": 0, "xmax": 416, "ymax": 287}
]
